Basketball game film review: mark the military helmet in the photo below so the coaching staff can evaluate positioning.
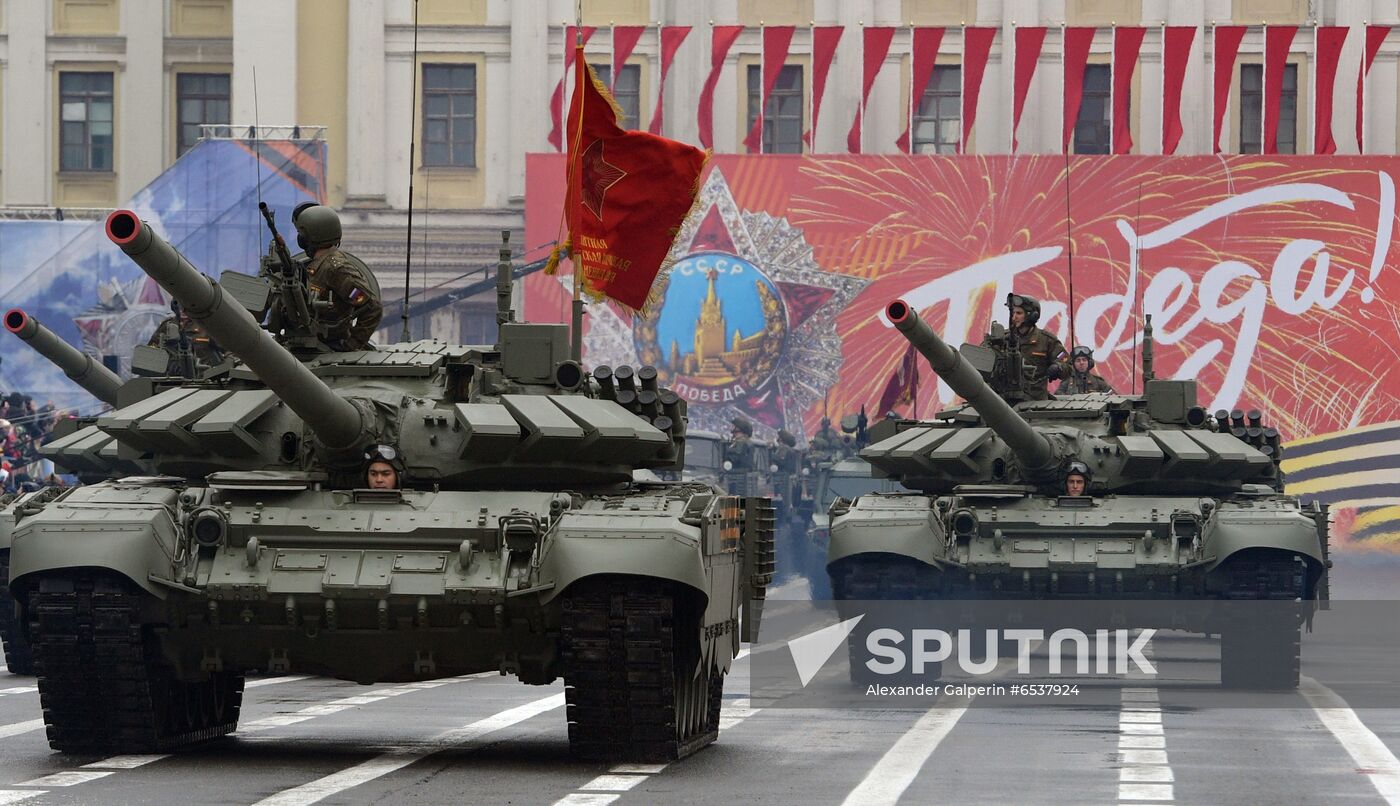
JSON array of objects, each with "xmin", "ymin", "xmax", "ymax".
[
  {"xmin": 291, "ymin": 201, "xmax": 319, "ymax": 225},
  {"xmin": 1064, "ymin": 460, "xmax": 1092, "ymax": 482},
  {"xmin": 1007, "ymin": 293, "xmax": 1041, "ymax": 326},
  {"xmin": 1070, "ymin": 345, "xmax": 1095, "ymax": 369},
  {"xmin": 730, "ymin": 417, "xmax": 753, "ymax": 437},
  {"xmin": 294, "ymin": 205, "xmax": 342, "ymax": 251},
  {"xmin": 777, "ymin": 429, "xmax": 797, "ymax": 448},
  {"xmin": 362, "ymin": 443, "xmax": 405, "ymax": 479}
]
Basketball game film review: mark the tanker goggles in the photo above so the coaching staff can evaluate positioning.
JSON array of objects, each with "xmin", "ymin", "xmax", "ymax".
[
  {"xmin": 364, "ymin": 444, "xmax": 399, "ymax": 463},
  {"xmin": 1065, "ymin": 461, "xmax": 1090, "ymax": 477}
]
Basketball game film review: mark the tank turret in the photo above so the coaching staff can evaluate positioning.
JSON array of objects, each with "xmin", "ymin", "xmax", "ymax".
[
  {"xmin": 105, "ymin": 210, "xmax": 368, "ymax": 450},
  {"xmin": 4, "ymin": 309, "xmax": 123, "ymax": 406},
  {"xmin": 885, "ymin": 299, "xmax": 1055, "ymax": 473}
]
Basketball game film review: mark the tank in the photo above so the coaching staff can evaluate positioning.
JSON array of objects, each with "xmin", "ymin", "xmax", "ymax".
[
  {"xmin": 4, "ymin": 309, "xmax": 124, "ymax": 406},
  {"xmin": 7, "ymin": 211, "xmax": 773, "ymax": 761},
  {"xmin": 826, "ymin": 300, "xmax": 1329, "ymax": 689}
]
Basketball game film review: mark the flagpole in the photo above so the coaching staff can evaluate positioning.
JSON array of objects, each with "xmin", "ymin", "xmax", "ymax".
[
  {"xmin": 808, "ymin": 22, "xmax": 814, "ymax": 152},
  {"xmin": 1261, "ymin": 21, "xmax": 1267, "ymax": 153},
  {"xmin": 1160, "ymin": 21, "xmax": 1166, "ymax": 154},
  {"xmin": 759, "ymin": 20, "xmax": 765, "ymax": 154},
  {"xmin": 906, "ymin": 21, "xmax": 914, "ymax": 154},
  {"xmin": 1110, "ymin": 24, "xmax": 1116, "ymax": 153},
  {"xmin": 570, "ymin": 1, "xmax": 585, "ymax": 363}
]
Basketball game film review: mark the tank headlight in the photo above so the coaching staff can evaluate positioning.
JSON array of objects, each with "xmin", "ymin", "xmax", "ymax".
[
  {"xmin": 191, "ymin": 509, "xmax": 228, "ymax": 547},
  {"xmin": 951, "ymin": 509, "xmax": 978, "ymax": 537}
]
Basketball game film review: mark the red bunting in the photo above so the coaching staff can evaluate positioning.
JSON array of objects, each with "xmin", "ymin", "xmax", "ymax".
[
  {"xmin": 1313, "ymin": 26, "xmax": 1348, "ymax": 155},
  {"xmin": 1012, "ymin": 27, "xmax": 1047, "ymax": 151},
  {"xmin": 697, "ymin": 25, "xmax": 743, "ymax": 150},
  {"xmin": 896, "ymin": 27, "xmax": 945, "ymax": 154},
  {"xmin": 1212, "ymin": 26, "xmax": 1246, "ymax": 154},
  {"xmin": 960, "ymin": 27, "xmax": 997, "ymax": 152},
  {"xmin": 744, "ymin": 26, "xmax": 796, "ymax": 153},
  {"xmin": 878, "ymin": 342, "xmax": 920, "ymax": 416},
  {"xmin": 1112, "ymin": 27, "xmax": 1145, "ymax": 154},
  {"xmin": 561, "ymin": 55, "xmax": 708, "ymax": 310},
  {"xmin": 1358, "ymin": 25, "xmax": 1391, "ymax": 153},
  {"xmin": 548, "ymin": 26, "xmax": 598, "ymax": 151},
  {"xmin": 1161, "ymin": 26, "xmax": 1195, "ymax": 155},
  {"xmin": 1263, "ymin": 26, "xmax": 1298, "ymax": 154},
  {"xmin": 806, "ymin": 26, "xmax": 844, "ymax": 150},
  {"xmin": 848, "ymin": 26, "xmax": 896, "ymax": 153},
  {"xmin": 648, "ymin": 26, "xmax": 691, "ymax": 135},
  {"xmin": 610, "ymin": 26, "xmax": 646, "ymax": 92},
  {"xmin": 1062, "ymin": 27, "xmax": 1095, "ymax": 153}
]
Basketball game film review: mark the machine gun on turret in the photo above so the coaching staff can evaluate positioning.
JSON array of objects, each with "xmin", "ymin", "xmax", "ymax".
[{"xmin": 256, "ymin": 202, "xmax": 319, "ymax": 345}]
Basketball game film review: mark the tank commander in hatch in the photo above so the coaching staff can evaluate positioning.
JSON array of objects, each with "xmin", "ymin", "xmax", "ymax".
[
  {"xmin": 363, "ymin": 444, "xmax": 403, "ymax": 490},
  {"xmin": 1058, "ymin": 346, "xmax": 1115, "ymax": 395},
  {"xmin": 998, "ymin": 293, "xmax": 1068, "ymax": 401},
  {"xmin": 294, "ymin": 204, "xmax": 383, "ymax": 351},
  {"xmin": 1064, "ymin": 461, "xmax": 1091, "ymax": 496},
  {"xmin": 725, "ymin": 417, "xmax": 754, "ymax": 471}
]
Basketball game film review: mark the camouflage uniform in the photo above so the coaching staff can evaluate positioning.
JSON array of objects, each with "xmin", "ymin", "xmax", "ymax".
[
  {"xmin": 147, "ymin": 314, "xmax": 223, "ymax": 369},
  {"xmin": 306, "ymin": 247, "xmax": 383, "ymax": 351},
  {"xmin": 1060, "ymin": 371, "xmax": 1114, "ymax": 395},
  {"xmin": 1012, "ymin": 325, "xmax": 1068, "ymax": 401},
  {"xmin": 724, "ymin": 417, "xmax": 754, "ymax": 471}
]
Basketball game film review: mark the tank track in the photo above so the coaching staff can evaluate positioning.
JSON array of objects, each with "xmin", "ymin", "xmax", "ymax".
[
  {"xmin": 1215, "ymin": 552, "xmax": 1310, "ymax": 690},
  {"xmin": 28, "ymin": 573, "xmax": 244, "ymax": 753},
  {"xmin": 561, "ymin": 578, "xmax": 722, "ymax": 762},
  {"xmin": 0, "ymin": 550, "xmax": 34, "ymax": 675}
]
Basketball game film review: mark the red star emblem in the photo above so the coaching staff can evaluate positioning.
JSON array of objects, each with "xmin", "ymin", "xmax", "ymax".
[{"xmin": 580, "ymin": 138, "xmax": 626, "ymax": 220}]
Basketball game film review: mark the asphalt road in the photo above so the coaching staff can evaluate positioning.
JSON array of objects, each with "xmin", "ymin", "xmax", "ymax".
[{"xmin": 0, "ymin": 551, "xmax": 1396, "ymax": 806}]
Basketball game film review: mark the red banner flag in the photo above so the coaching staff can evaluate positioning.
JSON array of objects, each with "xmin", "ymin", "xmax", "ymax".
[
  {"xmin": 1358, "ymin": 25, "xmax": 1391, "ymax": 152},
  {"xmin": 1062, "ymin": 27, "xmax": 1096, "ymax": 152},
  {"xmin": 848, "ymin": 26, "xmax": 896, "ymax": 153},
  {"xmin": 1112, "ymin": 27, "xmax": 1145, "ymax": 154},
  {"xmin": 698, "ymin": 25, "xmax": 744, "ymax": 150},
  {"xmin": 961, "ymin": 27, "xmax": 997, "ymax": 152},
  {"xmin": 648, "ymin": 26, "xmax": 691, "ymax": 135},
  {"xmin": 610, "ymin": 26, "xmax": 646, "ymax": 91},
  {"xmin": 878, "ymin": 342, "xmax": 920, "ymax": 416},
  {"xmin": 1263, "ymin": 25, "xmax": 1298, "ymax": 154},
  {"xmin": 1161, "ymin": 26, "xmax": 1195, "ymax": 155},
  {"xmin": 548, "ymin": 26, "xmax": 598, "ymax": 151},
  {"xmin": 806, "ymin": 26, "xmax": 844, "ymax": 149},
  {"xmin": 1314, "ymin": 26, "xmax": 1348, "ymax": 155},
  {"xmin": 561, "ymin": 55, "xmax": 708, "ymax": 310},
  {"xmin": 896, "ymin": 27, "xmax": 945, "ymax": 153},
  {"xmin": 744, "ymin": 26, "xmax": 796, "ymax": 153},
  {"xmin": 1013, "ymin": 26, "xmax": 1047, "ymax": 151},
  {"xmin": 1212, "ymin": 26, "xmax": 1246, "ymax": 153}
]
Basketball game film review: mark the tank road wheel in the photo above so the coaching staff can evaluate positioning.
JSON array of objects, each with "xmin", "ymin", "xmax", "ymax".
[
  {"xmin": 561, "ymin": 578, "xmax": 722, "ymax": 762},
  {"xmin": 0, "ymin": 551, "xmax": 34, "ymax": 675},
  {"xmin": 27, "ymin": 573, "xmax": 244, "ymax": 754},
  {"xmin": 834, "ymin": 555, "xmax": 940, "ymax": 685}
]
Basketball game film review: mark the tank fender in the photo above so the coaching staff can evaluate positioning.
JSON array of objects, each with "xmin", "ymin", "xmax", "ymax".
[
  {"xmin": 8, "ymin": 492, "xmax": 181, "ymax": 599},
  {"xmin": 1202, "ymin": 504, "xmax": 1327, "ymax": 571},
  {"xmin": 536, "ymin": 518, "xmax": 710, "ymax": 608},
  {"xmin": 827, "ymin": 498, "xmax": 949, "ymax": 567}
]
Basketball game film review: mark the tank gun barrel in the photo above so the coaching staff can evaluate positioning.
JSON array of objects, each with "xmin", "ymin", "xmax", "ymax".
[
  {"xmin": 4, "ymin": 309, "xmax": 122, "ymax": 405},
  {"xmin": 104, "ymin": 210, "xmax": 366, "ymax": 449},
  {"xmin": 886, "ymin": 300, "xmax": 1054, "ymax": 472}
]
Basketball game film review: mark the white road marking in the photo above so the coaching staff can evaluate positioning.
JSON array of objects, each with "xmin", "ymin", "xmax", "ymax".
[
  {"xmin": 0, "ymin": 791, "xmax": 43, "ymax": 805},
  {"xmin": 839, "ymin": 700, "xmax": 970, "ymax": 806},
  {"xmin": 245, "ymin": 675, "xmax": 313, "ymax": 689},
  {"xmin": 1116, "ymin": 639, "xmax": 1173, "ymax": 803},
  {"xmin": 1301, "ymin": 675, "xmax": 1400, "ymax": 805},
  {"xmin": 17, "ymin": 771, "xmax": 114, "ymax": 787},
  {"xmin": 82, "ymin": 755, "xmax": 168, "ymax": 770},
  {"xmin": 554, "ymin": 796, "xmax": 621, "ymax": 806},
  {"xmin": 252, "ymin": 693, "xmax": 565, "ymax": 806},
  {"xmin": 0, "ymin": 720, "xmax": 43, "ymax": 739},
  {"xmin": 0, "ymin": 686, "xmax": 36, "ymax": 696},
  {"xmin": 579, "ymin": 774, "xmax": 648, "ymax": 791},
  {"xmin": 239, "ymin": 676, "xmax": 474, "ymax": 734}
]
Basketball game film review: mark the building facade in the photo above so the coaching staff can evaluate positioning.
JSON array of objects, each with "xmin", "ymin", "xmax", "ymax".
[{"xmin": 1, "ymin": 0, "xmax": 1397, "ymax": 340}]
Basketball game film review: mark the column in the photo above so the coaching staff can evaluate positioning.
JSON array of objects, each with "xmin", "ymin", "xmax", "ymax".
[
  {"xmin": 231, "ymin": 0, "xmax": 297, "ymax": 127},
  {"xmin": 345, "ymin": 0, "xmax": 386, "ymax": 205},
  {"xmin": 119, "ymin": 0, "xmax": 164, "ymax": 199},
  {"xmin": 3, "ymin": 0, "xmax": 51, "ymax": 205}
]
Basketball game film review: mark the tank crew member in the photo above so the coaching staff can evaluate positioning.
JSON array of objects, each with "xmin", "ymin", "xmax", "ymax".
[
  {"xmin": 147, "ymin": 302, "xmax": 224, "ymax": 370},
  {"xmin": 294, "ymin": 205, "xmax": 383, "ymax": 351},
  {"xmin": 725, "ymin": 416, "xmax": 754, "ymax": 471},
  {"xmin": 1058, "ymin": 346, "xmax": 1115, "ymax": 395},
  {"xmin": 363, "ymin": 444, "xmax": 403, "ymax": 490},
  {"xmin": 1064, "ymin": 461, "xmax": 1091, "ymax": 496},
  {"xmin": 1001, "ymin": 293, "xmax": 1068, "ymax": 401},
  {"xmin": 809, "ymin": 416, "xmax": 839, "ymax": 457}
]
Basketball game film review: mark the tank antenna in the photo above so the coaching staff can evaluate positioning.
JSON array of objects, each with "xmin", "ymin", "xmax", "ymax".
[
  {"xmin": 1063, "ymin": 146, "xmax": 1076, "ymax": 346},
  {"xmin": 400, "ymin": 0, "xmax": 421, "ymax": 343},
  {"xmin": 252, "ymin": 65, "xmax": 263, "ymax": 207},
  {"xmin": 496, "ymin": 229, "xmax": 515, "ymax": 346},
  {"xmin": 1131, "ymin": 178, "xmax": 1143, "ymax": 394}
]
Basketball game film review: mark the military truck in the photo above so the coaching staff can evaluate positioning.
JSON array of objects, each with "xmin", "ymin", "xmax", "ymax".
[
  {"xmin": 828, "ymin": 300, "xmax": 1329, "ymax": 689},
  {"xmin": 5, "ymin": 211, "xmax": 772, "ymax": 760}
]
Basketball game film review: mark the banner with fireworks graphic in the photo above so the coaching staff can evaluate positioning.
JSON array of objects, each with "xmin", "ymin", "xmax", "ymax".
[{"xmin": 525, "ymin": 154, "xmax": 1400, "ymax": 545}]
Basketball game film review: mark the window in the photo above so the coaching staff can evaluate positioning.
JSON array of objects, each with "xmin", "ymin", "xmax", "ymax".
[
  {"xmin": 176, "ymin": 73, "xmax": 230, "ymax": 156},
  {"xmin": 59, "ymin": 72, "xmax": 114, "ymax": 171},
  {"xmin": 746, "ymin": 65, "xmax": 804, "ymax": 154},
  {"xmin": 589, "ymin": 63, "xmax": 641, "ymax": 128},
  {"xmin": 422, "ymin": 64, "xmax": 476, "ymax": 167},
  {"xmin": 1072, "ymin": 65, "xmax": 1111, "ymax": 154},
  {"xmin": 912, "ymin": 65, "xmax": 961, "ymax": 154},
  {"xmin": 1240, "ymin": 64, "xmax": 1296, "ymax": 154}
]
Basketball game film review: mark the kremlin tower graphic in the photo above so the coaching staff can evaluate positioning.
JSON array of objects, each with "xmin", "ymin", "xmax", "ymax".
[{"xmin": 668, "ymin": 269, "xmax": 766, "ymax": 380}]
